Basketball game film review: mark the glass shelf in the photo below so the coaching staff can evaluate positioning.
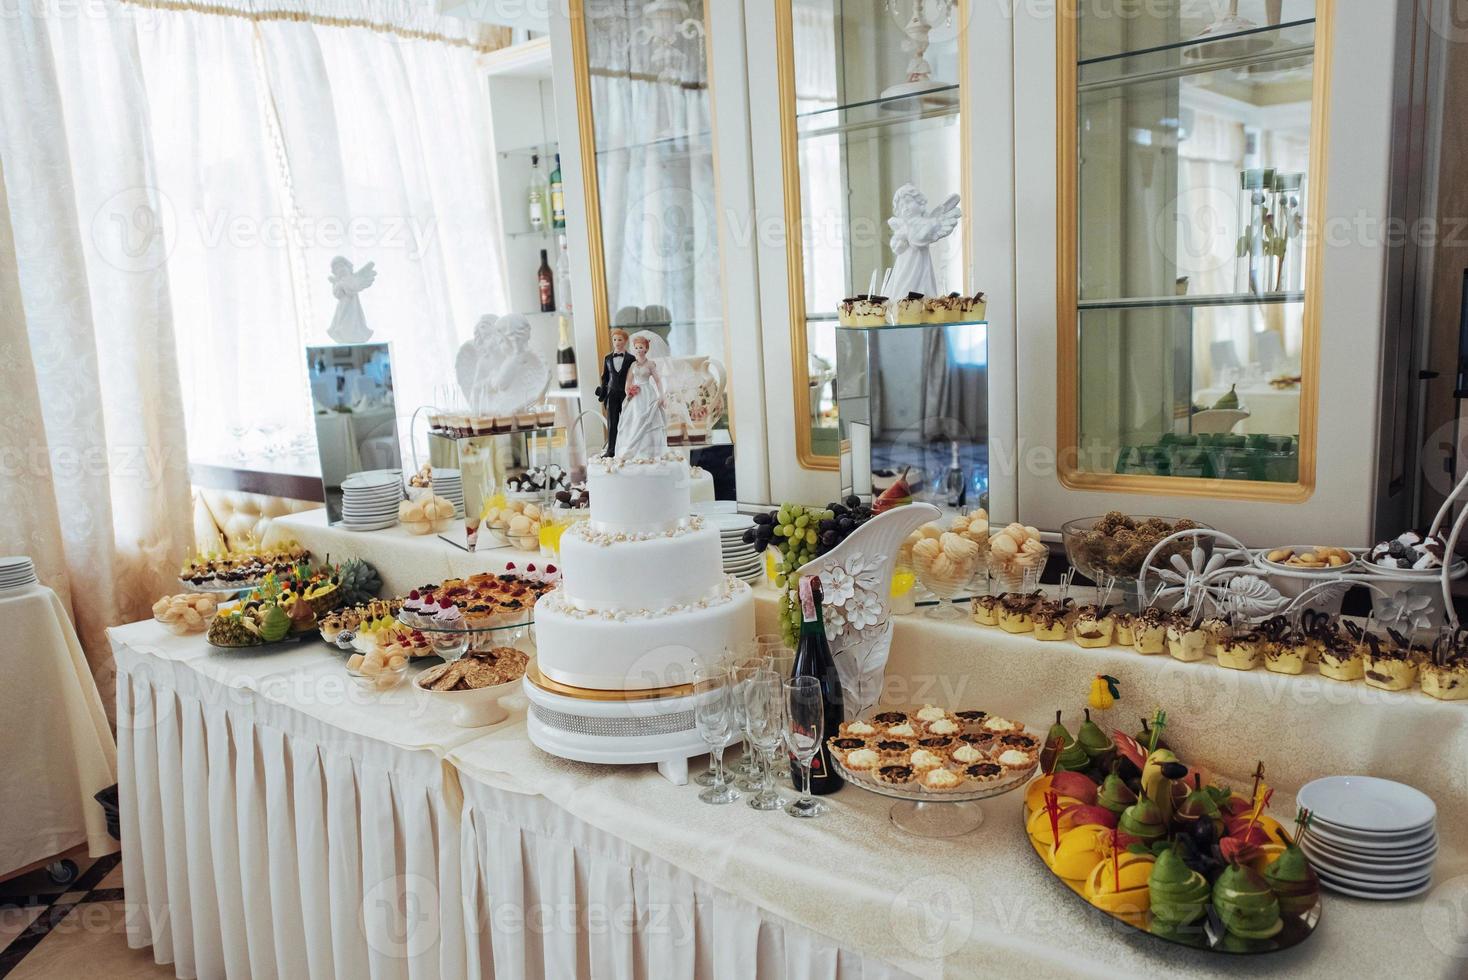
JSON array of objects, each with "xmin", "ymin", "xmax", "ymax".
[
  {"xmin": 498, "ymin": 143, "xmax": 560, "ymax": 161},
  {"xmin": 824, "ymin": 318, "xmax": 990, "ymax": 332},
  {"xmin": 796, "ymin": 84, "xmax": 959, "ymax": 141},
  {"xmin": 1078, "ymin": 292, "xmax": 1304, "ymax": 311},
  {"xmin": 1079, "ymin": 20, "xmax": 1315, "ymax": 89}
]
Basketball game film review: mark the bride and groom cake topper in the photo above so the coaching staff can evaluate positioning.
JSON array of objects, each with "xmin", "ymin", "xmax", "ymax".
[{"xmin": 596, "ymin": 328, "xmax": 672, "ymax": 459}]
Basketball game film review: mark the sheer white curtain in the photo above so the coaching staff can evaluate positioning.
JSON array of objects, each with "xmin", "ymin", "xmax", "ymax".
[
  {"xmin": 0, "ymin": 7, "xmax": 193, "ymax": 716},
  {"xmin": 136, "ymin": 4, "xmax": 510, "ymax": 458},
  {"xmin": 1, "ymin": 0, "xmax": 508, "ymax": 710}
]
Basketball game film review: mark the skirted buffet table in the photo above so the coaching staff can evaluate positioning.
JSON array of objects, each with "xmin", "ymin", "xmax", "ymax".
[{"xmin": 112, "ymin": 575, "xmax": 1468, "ymax": 979}]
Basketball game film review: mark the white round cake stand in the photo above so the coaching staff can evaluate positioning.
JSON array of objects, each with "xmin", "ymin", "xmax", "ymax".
[
  {"xmin": 523, "ymin": 677, "xmax": 733, "ymax": 785},
  {"xmin": 832, "ymin": 757, "xmax": 1035, "ymax": 838}
]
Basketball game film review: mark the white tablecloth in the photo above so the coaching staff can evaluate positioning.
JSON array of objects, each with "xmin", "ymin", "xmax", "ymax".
[
  {"xmin": 1, "ymin": 583, "xmax": 118, "ymax": 877},
  {"xmin": 113, "ymin": 609, "xmax": 1468, "ymax": 979}
]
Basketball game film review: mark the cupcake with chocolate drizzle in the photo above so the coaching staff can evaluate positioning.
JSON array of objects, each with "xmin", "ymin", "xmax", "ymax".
[
  {"xmin": 1363, "ymin": 629, "xmax": 1420, "ymax": 692},
  {"xmin": 1260, "ymin": 617, "xmax": 1309, "ymax": 675},
  {"xmin": 997, "ymin": 591, "xmax": 1042, "ymax": 634},
  {"xmin": 1133, "ymin": 606, "xmax": 1169, "ymax": 655},
  {"xmin": 1321, "ymin": 621, "xmax": 1367, "ymax": 682},
  {"xmin": 1424, "ymin": 631, "xmax": 1468, "ymax": 701},
  {"xmin": 1033, "ymin": 596, "xmax": 1074, "ymax": 641},
  {"xmin": 971, "ymin": 593, "xmax": 1002, "ymax": 626},
  {"xmin": 1217, "ymin": 627, "xmax": 1262, "ymax": 671},
  {"xmin": 1072, "ymin": 604, "xmax": 1115, "ymax": 648}
]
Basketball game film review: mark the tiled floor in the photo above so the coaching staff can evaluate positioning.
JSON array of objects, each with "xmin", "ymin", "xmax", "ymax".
[{"xmin": 0, "ymin": 848, "xmax": 172, "ymax": 979}]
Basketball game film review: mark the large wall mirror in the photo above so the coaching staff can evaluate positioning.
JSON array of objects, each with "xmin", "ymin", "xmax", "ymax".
[
  {"xmin": 778, "ymin": 0, "xmax": 984, "ymax": 505},
  {"xmin": 1059, "ymin": 0, "xmax": 1329, "ymax": 499},
  {"xmin": 567, "ymin": 0, "xmax": 735, "ymax": 486}
]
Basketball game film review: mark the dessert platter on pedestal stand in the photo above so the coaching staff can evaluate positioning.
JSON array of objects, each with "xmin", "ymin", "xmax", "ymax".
[{"xmin": 833, "ymin": 752, "xmax": 1034, "ymax": 838}]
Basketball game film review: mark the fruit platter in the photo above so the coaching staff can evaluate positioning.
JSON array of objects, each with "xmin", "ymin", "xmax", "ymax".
[
  {"xmin": 204, "ymin": 560, "xmax": 377, "ymax": 649},
  {"xmin": 1022, "ymin": 707, "xmax": 1321, "ymax": 954}
]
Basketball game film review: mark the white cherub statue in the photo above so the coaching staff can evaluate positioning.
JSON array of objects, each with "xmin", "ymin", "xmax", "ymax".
[
  {"xmin": 327, "ymin": 256, "xmax": 377, "ymax": 343},
  {"xmin": 454, "ymin": 313, "xmax": 550, "ymax": 417},
  {"xmin": 887, "ymin": 184, "xmax": 961, "ymax": 299}
]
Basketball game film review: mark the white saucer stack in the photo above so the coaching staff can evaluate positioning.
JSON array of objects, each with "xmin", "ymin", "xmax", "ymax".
[
  {"xmin": 0, "ymin": 556, "xmax": 38, "ymax": 592},
  {"xmin": 340, "ymin": 470, "xmax": 403, "ymax": 531},
  {"xmin": 710, "ymin": 514, "xmax": 762, "ymax": 584},
  {"xmin": 430, "ymin": 468, "xmax": 465, "ymax": 517},
  {"xmin": 1298, "ymin": 775, "xmax": 1438, "ymax": 900}
]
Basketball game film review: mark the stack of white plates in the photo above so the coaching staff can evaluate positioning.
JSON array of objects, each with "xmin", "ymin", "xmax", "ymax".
[
  {"xmin": 0, "ymin": 556, "xmax": 37, "ymax": 592},
  {"xmin": 710, "ymin": 514, "xmax": 762, "ymax": 583},
  {"xmin": 340, "ymin": 470, "xmax": 403, "ymax": 531},
  {"xmin": 1298, "ymin": 775, "xmax": 1438, "ymax": 900},
  {"xmin": 430, "ymin": 468, "xmax": 465, "ymax": 517}
]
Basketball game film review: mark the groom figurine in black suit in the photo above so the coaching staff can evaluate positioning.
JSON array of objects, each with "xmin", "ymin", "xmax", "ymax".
[{"xmin": 595, "ymin": 328, "xmax": 633, "ymax": 456}]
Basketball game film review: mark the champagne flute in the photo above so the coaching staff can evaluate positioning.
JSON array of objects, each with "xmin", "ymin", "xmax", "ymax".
[
  {"xmin": 759, "ymin": 645, "xmax": 795, "ymax": 779},
  {"xmin": 690, "ymin": 651, "xmax": 728, "ymax": 787},
  {"xmin": 693, "ymin": 664, "xmax": 739, "ymax": 805},
  {"xmin": 783, "ymin": 676, "xmax": 825, "ymax": 818},
  {"xmin": 731, "ymin": 657, "xmax": 764, "ymax": 789},
  {"xmin": 744, "ymin": 669, "xmax": 788, "ymax": 811}
]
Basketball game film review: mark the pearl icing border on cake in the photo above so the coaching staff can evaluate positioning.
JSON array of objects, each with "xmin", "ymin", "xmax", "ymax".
[
  {"xmin": 543, "ymin": 575, "xmax": 748, "ymax": 620},
  {"xmin": 568, "ymin": 515, "xmax": 705, "ymax": 547}
]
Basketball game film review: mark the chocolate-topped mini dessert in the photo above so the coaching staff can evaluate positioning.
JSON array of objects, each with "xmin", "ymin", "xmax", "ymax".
[
  {"xmin": 965, "ymin": 762, "xmax": 1003, "ymax": 783},
  {"xmin": 1217, "ymin": 628, "xmax": 1261, "ymax": 671},
  {"xmin": 1034, "ymin": 597, "xmax": 1074, "ymax": 641},
  {"xmin": 1319, "ymin": 621, "xmax": 1367, "ymax": 681},
  {"xmin": 954, "ymin": 709, "xmax": 988, "ymax": 725},
  {"xmin": 1073, "ymin": 604, "xmax": 1114, "ymax": 649},
  {"xmin": 872, "ymin": 710, "xmax": 909, "ymax": 726},
  {"xmin": 1363, "ymin": 629, "xmax": 1421, "ymax": 692},
  {"xmin": 875, "ymin": 763, "xmax": 916, "ymax": 786},
  {"xmin": 1425, "ymin": 632, "xmax": 1468, "ymax": 701},
  {"xmin": 971, "ymin": 593, "xmax": 1003, "ymax": 626},
  {"xmin": 1133, "ymin": 606, "xmax": 1169, "ymax": 655},
  {"xmin": 875, "ymin": 738, "xmax": 914, "ymax": 754},
  {"xmin": 998, "ymin": 591, "xmax": 1042, "ymax": 634}
]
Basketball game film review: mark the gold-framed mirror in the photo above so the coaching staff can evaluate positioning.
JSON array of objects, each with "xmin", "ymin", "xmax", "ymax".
[
  {"xmin": 776, "ymin": 0, "xmax": 974, "ymax": 479},
  {"xmin": 1057, "ymin": 0, "xmax": 1331, "ymax": 500}
]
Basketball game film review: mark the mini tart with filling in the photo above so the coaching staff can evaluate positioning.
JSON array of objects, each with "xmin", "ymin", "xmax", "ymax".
[
  {"xmin": 971, "ymin": 594, "xmax": 1002, "ymax": 626},
  {"xmin": 908, "ymin": 748, "xmax": 947, "ymax": 772},
  {"xmin": 995, "ymin": 748, "xmax": 1035, "ymax": 773},
  {"xmin": 874, "ymin": 763, "xmax": 917, "ymax": 786},
  {"xmin": 873, "ymin": 737, "xmax": 917, "ymax": 757},
  {"xmin": 998, "ymin": 731, "xmax": 1041, "ymax": 754},
  {"xmin": 921, "ymin": 768, "xmax": 965, "ymax": 792},
  {"xmin": 1132, "ymin": 609, "xmax": 1169, "ymax": 655},
  {"xmin": 841, "ymin": 746, "xmax": 882, "ymax": 772},
  {"xmin": 1032, "ymin": 600, "xmax": 1072, "ymax": 640},
  {"xmin": 997, "ymin": 593, "xmax": 1038, "ymax": 634},
  {"xmin": 958, "ymin": 731, "xmax": 997, "ymax": 750},
  {"xmin": 922, "ymin": 717, "xmax": 961, "ymax": 737},
  {"xmin": 871, "ymin": 710, "xmax": 909, "ymax": 727},
  {"xmin": 913, "ymin": 704, "xmax": 948, "ymax": 723},
  {"xmin": 883, "ymin": 721, "xmax": 919, "ymax": 739},
  {"xmin": 839, "ymin": 719, "xmax": 880, "ymax": 738},
  {"xmin": 827, "ymin": 736, "xmax": 869, "ymax": 765},
  {"xmin": 964, "ymin": 761, "xmax": 1004, "ymax": 785},
  {"xmin": 954, "ymin": 709, "xmax": 988, "ymax": 727},
  {"xmin": 981, "ymin": 716, "xmax": 1024, "ymax": 735},
  {"xmin": 949, "ymin": 742, "xmax": 988, "ymax": 766},
  {"xmin": 917, "ymin": 735, "xmax": 956, "ymax": 751},
  {"xmin": 1217, "ymin": 631, "xmax": 1262, "ymax": 671}
]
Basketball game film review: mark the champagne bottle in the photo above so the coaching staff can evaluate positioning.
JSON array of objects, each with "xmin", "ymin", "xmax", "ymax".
[
  {"xmin": 556, "ymin": 315, "xmax": 577, "ymax": 388},
  {"xmin": 528, "ymin": 153, "xmax": 548, "ymax": 232},
  {"xmin": 538, "ymin": 248, "xmax": 555, "ymax": 312},
  {"xmin": 791, "ymin": 575, "xmax": 845, "ymax": 795},
  {"xmin": 550, "ymin": 152, "xmax": 566, "ymax": 230}
]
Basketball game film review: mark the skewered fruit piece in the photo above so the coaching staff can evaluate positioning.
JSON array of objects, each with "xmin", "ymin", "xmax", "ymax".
[
  {"xmin": 1148, "ymin": 847, "xmax": 1211, "ymax": 928},
  {"xmin": 1264, "ymin": 845, "xmax": 1321, "ymax": 918},
  {"xmin": 1212, "ymin": 864, "xmax": 1283, "ymax": 941},
  {"xmin": 1084, "ymin": 851, "xmax": 1155, "ymax": 917}
]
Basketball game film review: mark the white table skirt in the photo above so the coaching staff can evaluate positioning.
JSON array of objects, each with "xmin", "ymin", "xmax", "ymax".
[
  {"xmin": 1, "ymin": 583, "xmax": 118, "ymax": 877},
  {"xmin": 112, "ymin": 621, "xmax": 901, "ymax": 980}
]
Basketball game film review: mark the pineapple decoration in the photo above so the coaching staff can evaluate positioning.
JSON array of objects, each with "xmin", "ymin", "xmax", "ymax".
[{"xmin": 336, "ymin": 558, "xmax": 382, "ymax": 607}]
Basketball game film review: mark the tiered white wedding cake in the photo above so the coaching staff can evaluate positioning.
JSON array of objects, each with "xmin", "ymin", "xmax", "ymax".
[{"xmin": 534, "ymin": 451, "xmax": 754, "ymax": 691}]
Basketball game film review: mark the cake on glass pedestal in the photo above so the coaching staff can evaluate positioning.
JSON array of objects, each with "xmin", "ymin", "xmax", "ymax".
[{"xmin": 524, "ymin": 450, "xmax": 754, "ymax": 784}]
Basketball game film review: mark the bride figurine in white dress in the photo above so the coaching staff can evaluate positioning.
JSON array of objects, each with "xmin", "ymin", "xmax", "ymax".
[{"xmin": 614, "ymin": 330, "xmax": 671, "ymax": 459}]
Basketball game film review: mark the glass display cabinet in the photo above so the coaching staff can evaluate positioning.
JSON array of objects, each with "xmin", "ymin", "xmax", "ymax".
[
  {"xmin": 1058, "ymin": 0, "xmax": 1328, "ymax": 499},
  {"xmin": 564, "ymin": 0, "xmax": 734, "ymax": 461},
  {"xmin": 776, "ymin": 0, "xmax": 987, "ymax": 505}
]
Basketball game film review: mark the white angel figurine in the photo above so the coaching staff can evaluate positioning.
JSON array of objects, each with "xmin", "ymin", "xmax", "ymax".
[
  {"xmin": 614, "ymin": 330, "xmax": 672, "ymax": 460},
  {"xmin": 887, "ymin": 184, "xmax": 961, "ymax": 299},
  {"xmin": 455, "ymin": 313, "xmax": 550, "ymax": 417},
  {"xmin": 327, "ymin": 256, "xmax": 377, "ymax": 343}
]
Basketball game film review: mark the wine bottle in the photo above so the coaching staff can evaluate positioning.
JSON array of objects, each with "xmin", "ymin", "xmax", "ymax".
[
  {"xmin": 791, "ymin": 575, "xmax": 845, "ymax": 795},
  {"xmin": 550, "ymin": 152, "xmax": 566, "ymax": 230},
  {"xmin": 528, "ymin": 153, "xmax": 548, "ymax": 232},
  {"xmin": 556, "ymin": 315, "xmax": 577, "ymax": 388},
  {"xmin": 538, "ymin": 248, "xmax": 555, "ymax": 312}
]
